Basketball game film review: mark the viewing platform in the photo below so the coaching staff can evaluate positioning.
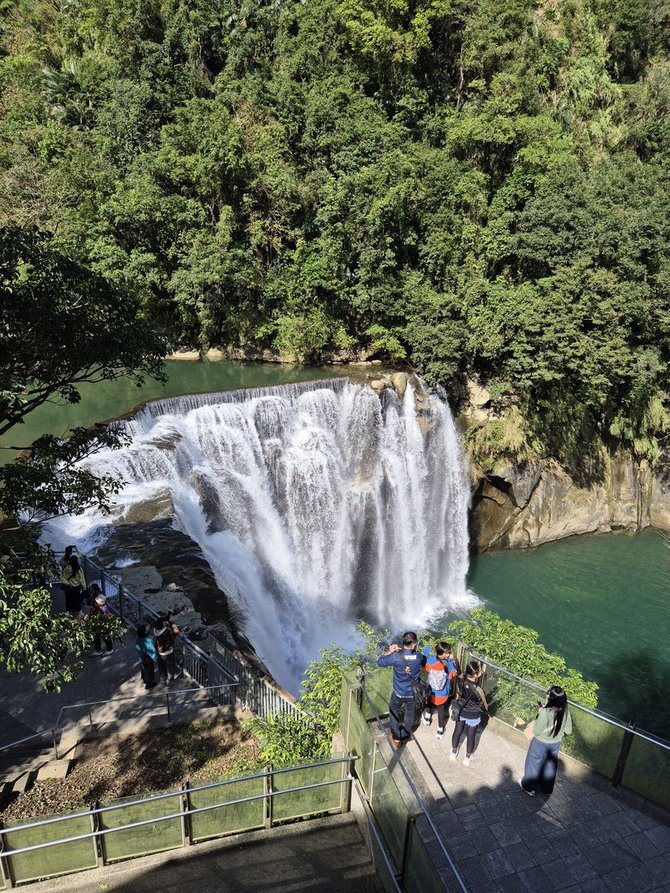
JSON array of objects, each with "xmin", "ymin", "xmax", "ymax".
[{"xmin": 1, "ymin": 588, "xmax": 669, "ymax": 892}]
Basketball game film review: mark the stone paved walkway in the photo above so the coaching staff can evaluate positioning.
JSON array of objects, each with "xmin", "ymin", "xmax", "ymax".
[{"xmin": 404, "ymin": 716, "xmax": 670, "ymax": 892}]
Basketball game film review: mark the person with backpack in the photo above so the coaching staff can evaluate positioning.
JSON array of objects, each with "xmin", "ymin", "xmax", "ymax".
[
  {"xmin": 450, "ymin": 660, "xmax": 488, "ymax": 766},
  {"xmin": 153, "ymin": 615, "xmax": 180, "ymax": 685},
  {"xmin": 421, "ymin": 641, "xmax": 459, "ymax": 740},
  {"xmin": 377, "ymin": 631, "xmax": 425, "ymax": 748},
  {"xmin": 135, "ymin": 623, "xmax": 158, "ymax": 690},
  {"xmin": 86, "ymin": 584, "xmax": 114, "ymax": 654}
]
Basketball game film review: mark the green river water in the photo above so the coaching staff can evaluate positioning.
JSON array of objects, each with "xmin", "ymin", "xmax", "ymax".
[{"xmin": 5, "ymin": 361, "xmax": 668, "ymax": 738}]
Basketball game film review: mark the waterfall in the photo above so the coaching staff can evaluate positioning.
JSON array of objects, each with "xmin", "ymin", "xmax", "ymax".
[{"xmin": 49, "ymin": 378, "xmax": 471, "ymax": 690}]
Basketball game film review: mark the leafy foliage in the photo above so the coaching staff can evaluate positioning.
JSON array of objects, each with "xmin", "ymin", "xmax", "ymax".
[
  {"xmin": 0, "ymin": 0, "xmax": 669, "ymax": 458},
  {"xmin": 447, "ymin": 607, "xmax": 598, "ymax": 709},
  {"xmin": 248, "ymin": 621, "xmax": 386, "ymax": 766},
  {"xmin": 0, "ymin": 559, "xmax": 124, "ymax": 692}
]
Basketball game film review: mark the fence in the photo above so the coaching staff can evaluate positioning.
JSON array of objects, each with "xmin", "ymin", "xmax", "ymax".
[
  {"xmin": 461, "ymin": 647, "xmax": 670, "ymax": 812},
  {"xmin": 81, "ymin": 555, "xmax": 300, "ymax": 721},
  {"xmin": 0, "ymin": 756, "xmax": 355, "ymax": 888},
  {"xmin": 340, "ymin": 669, "xmax": 468, "ymax": 893}
]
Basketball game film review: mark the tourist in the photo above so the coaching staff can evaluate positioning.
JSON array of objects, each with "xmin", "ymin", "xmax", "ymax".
[
  {"xmin": 450, "ymin": 660, "xmax": 488, "ymax": 766},
  {"xmin": 422, "ymin": 641, "xmax": 459, "ymax": 740},
  {"xmin": 60, "ymin": 553, "xmax": 86, "ymax": 618},
  {"xmin": 86, "ymin": 585, "xmax": 114, "ymax": 654},
  {"xmin": 377, "ymin": 631, "xmax": 424, "ymax": 748},
  {"xmin": 519, "ymin": 686, "xmax": 572, "ymax": 796},
  {"xmin": 154, "ymin": 615, "xmax": 180, "ymax": 685},
  {"xmin": 60, "ymin": 544, "xmax": 81, "ymax": 569},
  {"xmin": 135, "ymin": 623, "xmax": 158, "ymax": 690}
]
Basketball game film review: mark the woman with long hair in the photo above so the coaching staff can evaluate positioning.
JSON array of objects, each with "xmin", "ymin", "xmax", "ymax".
[
  {"xmin": 60, "ymin": 554, "xmax": 86, "ymax": 617},
  {"xmin": 519, "ymin": 685, "xmax": 572, "ymax": 796},
  {"xmin": 450, "ymin": 660, "xmax": 488, "ymax": 766}
]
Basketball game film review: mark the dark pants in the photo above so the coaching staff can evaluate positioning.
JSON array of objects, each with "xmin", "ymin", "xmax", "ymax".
[
  {"xmin": 521, "ymin": 737, "xmax": 562, "ymax": 795},
  {"xmin": 64, "ymin": 586, "xmax": 84, "ymax": 614},
  {"xmin": 140, "ymin": 656, "xmax": 156, "ymax": 688},
  {"xmin": 389, "ymin": 692, "xmax": 416, "ymax": 742},
  {"xmin": 451, "ymin": 719, "xmax": 479, "ymax": 755},
  {"xmin": 93, "ymin": 634, "xmax": 113, "ymax": 653},
  {"xmin": 157, "ymin": 651, "xmax": 176, "ymax": 682},
  {"xmin": 424, "ymin": 702, "xmax": 447, "ymax": 729}
]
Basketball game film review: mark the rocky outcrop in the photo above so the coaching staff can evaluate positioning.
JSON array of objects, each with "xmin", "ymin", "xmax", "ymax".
[{"xmin": 469, "ymin": 450, "xmax": 669, "ymax": 551}]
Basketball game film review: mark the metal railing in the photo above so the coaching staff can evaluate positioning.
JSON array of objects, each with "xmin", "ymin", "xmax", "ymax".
[
  {"xmin": 0, "ymin": 756, "xmax": 356, "ymax": 887},
  {"xmin": 463, "ymin": 647, "xmax": 670, "ymax": 811},
  {"xmin": 81, "ymin": 554, "xmax": 301, "ymax": 721},
  {"xmin": 341, "ymin": 672, "xmax": 468, "ymax": 893}
]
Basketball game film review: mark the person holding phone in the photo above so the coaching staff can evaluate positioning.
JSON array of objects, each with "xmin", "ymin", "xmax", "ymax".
[{"xmin": 519, "ymin": 685, "xmax": 572, "ymax": 796}]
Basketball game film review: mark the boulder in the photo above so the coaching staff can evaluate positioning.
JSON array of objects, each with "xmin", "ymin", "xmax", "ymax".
[{"xmin": 390, "ymin": 372, "xmax": 408, "ymax": 400}]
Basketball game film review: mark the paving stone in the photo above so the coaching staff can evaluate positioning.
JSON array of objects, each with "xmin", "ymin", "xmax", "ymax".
[
  {"xmin": 469, "ymin": 825, "xmax": 503, "ymax": 855},
  {"xmin": 440, "ymin": 831, "xmax": 474, "ymax": 861},
  {"xmin": 454, "ymin": 802, "xmax": 487, "ymax": 830},
  {"xmin": 591, "ymin": 792, "xmax": 624, "ymax": 816},
  {"xmin": 579, "ymin": 878, "xmax": 610, "ymax": 892},
  {"xmin": 562, "ymin": 851, "xmax": 599, "ymax": 881},
  {"xmin": 583, "ymin": 841, "xmax": 641, "ymax": 874},
  {"xmin": 518, "ymin": 864, "xmax": 560, "ymax": 892},
  {"xmin": 645, "ymin": 852, "xmax": 670, "ymax": 883},
  {"xmin": 490, "ymin": 819, "xmax": 523, "ymax": 848},
  {"xmin": 625, "ymin": 809, "xmax": 664, "ymax": 832},
  {"xmin": 624, "ymin": 830, "xmax": 663, "ymax": 861},
  {"xmin": 588, "ymin": 818, "xmax": 623, "ymax": 845},
  {"xmin": 540, "ymin": 856, "xmax": 580, "ymax": 889},
  {"xmin": 35, "ymin": 759, "xmax": 72, "ymax": 780},
  {"xmin": 512, "ymin": 811, "xmax": 550, "ymax": 839},
  {"xmin": 481, "ymin": 847, "xmax": 516, "ymax": 879},
  {"xmin": 645, "ymin": 826, "xmax": 670, "ymax": 855},
  {"xmin": 501, "ymin": 792, "xmax": 539, "ymax": 818},
  {"xmin": 497, "ymin": 874, "xmax": 530, "ymax": 893},
  {"xmin": 456, "ymin": 853, "xmax": 493, "ymax": 885},
  {"xmin": 602, "ymin": 862, "xmax": 659, "ymax": 892},
  {"xmin": 503, "ymin": 841, "xmax": 537, "ymax": 871}
]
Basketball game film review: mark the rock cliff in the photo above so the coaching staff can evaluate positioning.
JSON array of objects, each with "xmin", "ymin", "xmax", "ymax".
[{"xmin": 462, "ymin": 381, "xmax": 670, "ymax": 551}]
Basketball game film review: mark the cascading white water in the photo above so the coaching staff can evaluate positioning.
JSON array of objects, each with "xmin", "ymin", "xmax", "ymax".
[{"xmin": 47, "ymin": 378, "xmax": 472, "ymax": 690}]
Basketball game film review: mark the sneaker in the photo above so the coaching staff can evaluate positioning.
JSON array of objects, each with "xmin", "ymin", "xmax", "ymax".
[
  {"xmin": 449, "ymin": 751, "xmax": 457, "ymax": 762},
  {"xmin": 436, "ymin": 728, "xmax": 445, "ymax": 740},
  {"xmin": 91, "ymin": 650, "xmax": 103, "ymax": 656},
  {"xmin": 463, "ymin": 755, "xmax": 472, "ymax": 766},
  {"xmin": 518, "ymin": 778, "xmax": 535, "ymax": 796},
  {"xmin": 422, "ymin": 713, "xmax": 431, "ymax": 726}
]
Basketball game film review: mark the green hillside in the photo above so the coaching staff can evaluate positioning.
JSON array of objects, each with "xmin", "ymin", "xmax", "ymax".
[{"xmin": 1, "ymin": 0, "xmax": 669, "ymax": 463}]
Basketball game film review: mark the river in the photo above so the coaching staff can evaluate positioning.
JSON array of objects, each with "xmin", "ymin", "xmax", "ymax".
[{"xmin": 468, "ymin": 528, "xmax": 670, "ymax": 738}]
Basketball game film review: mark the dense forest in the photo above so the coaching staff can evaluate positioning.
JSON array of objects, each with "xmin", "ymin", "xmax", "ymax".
[{"xmin": 1, "ymin": 0, "xmax": 669, "ymax": 466}]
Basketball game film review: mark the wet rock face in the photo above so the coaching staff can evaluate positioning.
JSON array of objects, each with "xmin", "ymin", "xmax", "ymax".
[
  {"xmin": 92, "ymin": 520, "xmax": 269, "ymax": 677},
  {"xmin": 469, "ymin": 453, "xmax": 668, "ymax": 551}
]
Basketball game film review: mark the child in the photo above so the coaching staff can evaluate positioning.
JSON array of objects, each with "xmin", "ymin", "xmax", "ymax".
[{"xmin": 422, "ymin": 642, "xmax": 459, "ymax": 740}]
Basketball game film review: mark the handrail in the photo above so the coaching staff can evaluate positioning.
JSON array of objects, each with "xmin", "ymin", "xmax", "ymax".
[
  {"xmin": 0, "ymin": 754, "xmax": 357, "ymax": 863},
  {"xmin": 467, "ymin": 650, "xmax": 670, "ymax": 752},
  {"xmin": 358, "ymin": 684, "xmax": 469, "ymax": 893},
  {"xmin": 0, "ymin": 730, "xmax": 55, "ymax": 755},
  {"xmin": 0, "ymin": 683, "xmax": 241, "ymax": 760},
  {"xmin": 54, "ymin": 682, "xmax": 240, "ymax": 724},
  {"xmin": 2, "ymin": 778, "xmax": 353, "ymax": 857},
  {"xmin": 2, "ymin": 755, "xmax": 355, "ymax": 834}
]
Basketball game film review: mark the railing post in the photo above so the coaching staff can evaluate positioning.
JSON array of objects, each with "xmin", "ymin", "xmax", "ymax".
[
  {"xmin": 340, "ymin": 756, "xmax": 353, "ymax": 815},
  {"xmin": 90, "ymin": 806, "xmax": 102, "ymax": 868},
  {"xmin": 612, "ymin": 721, "xmax": 636, "ymax": 789},
  {"xmin": 0, "ymin": 828, "xmax": 15, "ymax": 889},
  {"xmin": 264, "ymin": 766, "xmax": 273, "ymax": 829},
  {"xmin": 117, "ymin": 584, "xmax": 124, "ymax": 623},
  {"xmin": 181, "ymin": 783, "xmax": 191, "ymax": 846},
  {"xmin": 166, "ymin": 693, "xmax": 172, "ymax": 725}
]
